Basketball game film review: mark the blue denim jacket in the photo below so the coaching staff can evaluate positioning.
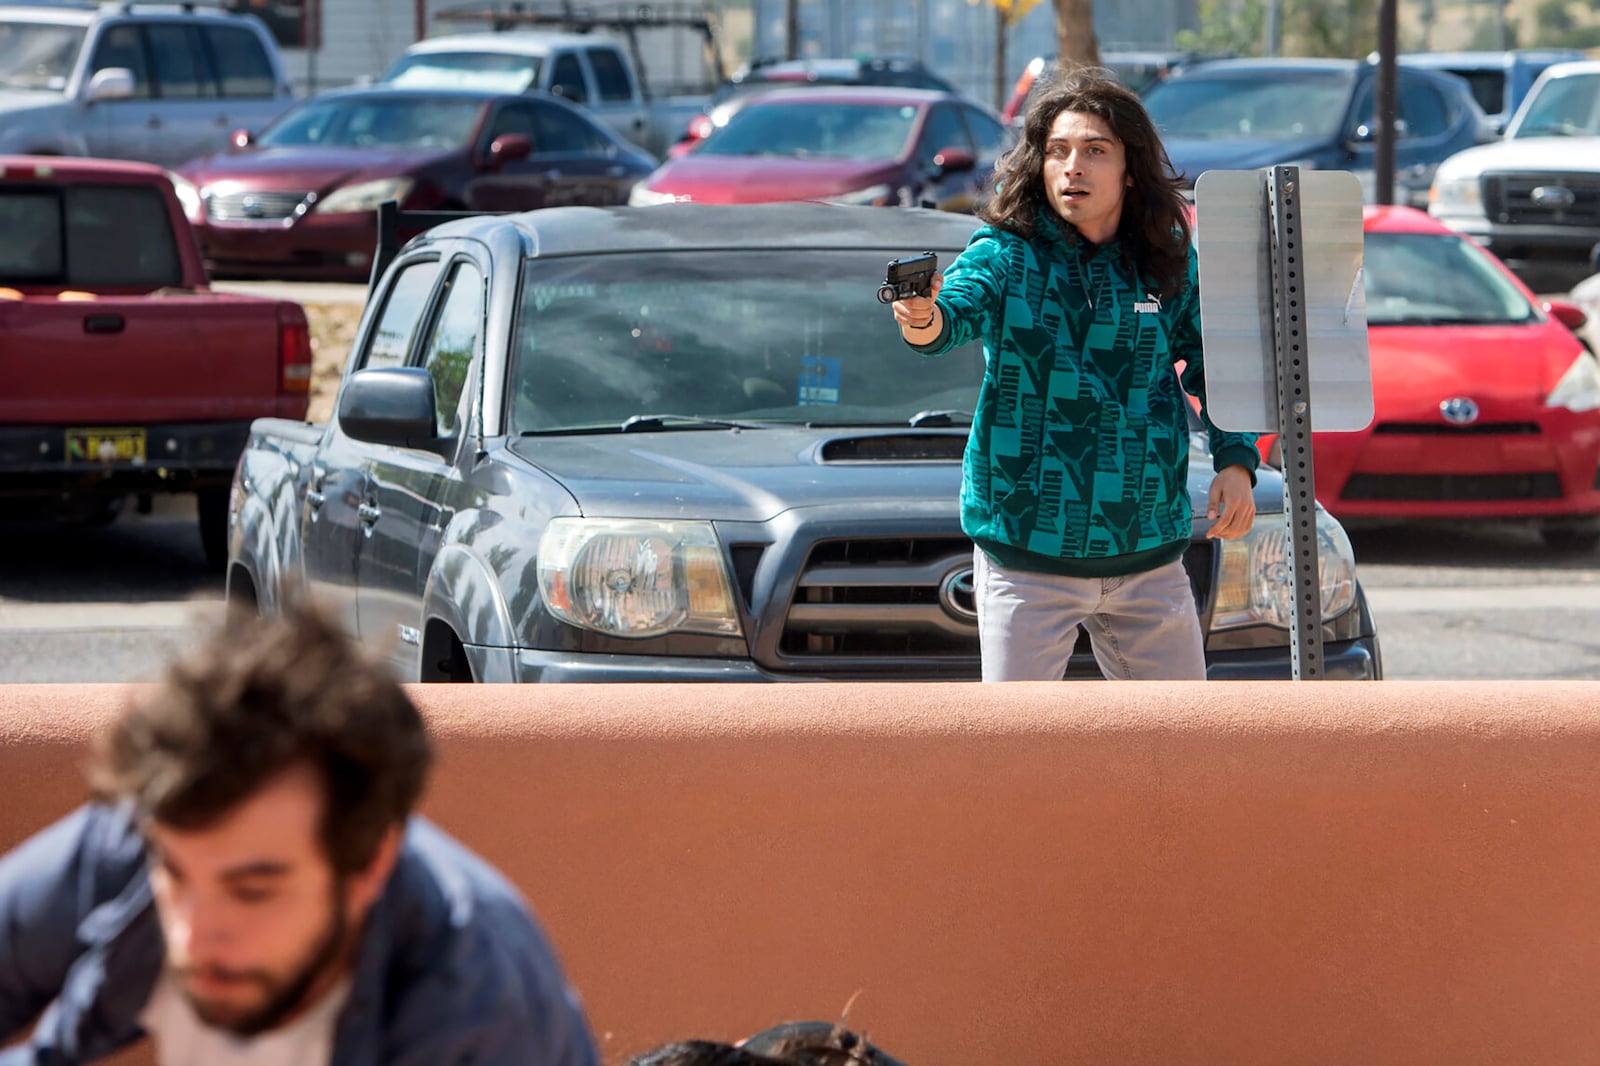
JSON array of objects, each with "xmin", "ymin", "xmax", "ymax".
[{"xmin": 0, "ymin": 805, "xmax": 599, "ymax": 1065}]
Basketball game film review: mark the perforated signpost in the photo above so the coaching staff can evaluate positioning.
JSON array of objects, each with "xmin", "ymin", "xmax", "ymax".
[{"xmin": 1195, "ymin": 166, "xmax": 1374, "ymax": 679}]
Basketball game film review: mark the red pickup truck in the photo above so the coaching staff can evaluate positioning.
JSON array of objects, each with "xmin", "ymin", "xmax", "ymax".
[{"xmin": 0, "ymin": 156, "xmax": 311, "ymax": 569}]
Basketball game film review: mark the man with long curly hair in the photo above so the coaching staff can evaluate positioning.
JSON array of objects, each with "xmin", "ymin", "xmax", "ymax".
[{"xmin": 891, "ymin": 68, "xmax": 1260, "ymax": 681}]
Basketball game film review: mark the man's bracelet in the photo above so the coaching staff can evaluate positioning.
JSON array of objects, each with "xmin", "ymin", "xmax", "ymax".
[{"xmin": 906, "ymin": 311, "xmax": 935, "ymax": 330}]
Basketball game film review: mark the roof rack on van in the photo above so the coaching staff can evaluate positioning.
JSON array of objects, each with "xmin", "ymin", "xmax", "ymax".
[
  {"xmin": 433, "ymin": 0, "xmax": 727, "ymax": 83},
  {"xmin": 104, "ymin": 0, "xmax": 229, "ymax": 13}
]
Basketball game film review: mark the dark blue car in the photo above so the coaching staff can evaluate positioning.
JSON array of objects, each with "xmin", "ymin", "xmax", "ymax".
[{"xmin": 1142, "ymin": 57, "xmax": 1491, "ymax": 207}]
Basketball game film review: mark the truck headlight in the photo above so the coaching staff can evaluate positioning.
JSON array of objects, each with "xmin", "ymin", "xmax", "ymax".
[
  {"xmin": 1212, "ymin": 511, "xmax": 1359, "ymax": 630},
  {"xmin": 1428, "ymin": 174, "xmax": 1482, "ymax": 216},
  {"xmin": 317, "ymin": 178, "xmax": 414, "ymax": 214},
  {"xmin": 537, "ymin": 518, "xmax": 742, "ymax": 638},
  {"xmin": 1546, "ymin": 352, "xmax": 1600, "ymax": 412}
]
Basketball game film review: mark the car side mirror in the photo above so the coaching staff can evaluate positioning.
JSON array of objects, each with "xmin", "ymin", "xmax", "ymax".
[
  {"xmin": 932, "ymin": 146, "xmax": 976, "ymax": 175},
  {"xmin": 1541, "ymin": 298, "xmax": 1588, "ymax": 332},
  {"xmin": 85, "ymin": 67, "xmax": 135, "ymax": 102},
  {"xmin": 486, "ymin": 133, "xmax": 533, "ymax": 169},
  {"xmin": 230, "ymin": 127, "xmax": 255, "ymax": 150},
  {"xmin": 338, "ymin": 367, "xmax": 440, "ymax": 448}
]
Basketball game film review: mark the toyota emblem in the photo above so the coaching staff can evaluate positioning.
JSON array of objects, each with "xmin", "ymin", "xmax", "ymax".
[
  {"xmin": 242, "ymin": 195, "xmax": 264, "ymax": 218},
  {"xmin": 939, "ymin": 566, "xmax": 978, "ymax": 623},
  {"xmin": 1439, "ymin": 397, "xmax": 1480, "ymax": 425}
]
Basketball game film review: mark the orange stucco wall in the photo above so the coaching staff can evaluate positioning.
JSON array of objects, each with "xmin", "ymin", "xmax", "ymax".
[{"xmin": 4, "ymin": 681, "xmax": 1600, "ymax": 1065}]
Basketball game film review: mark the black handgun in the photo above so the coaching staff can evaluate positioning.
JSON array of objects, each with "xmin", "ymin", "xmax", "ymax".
[{"xmin": 876, "ymin": 251, "xmax": 938, "ymax": 304}]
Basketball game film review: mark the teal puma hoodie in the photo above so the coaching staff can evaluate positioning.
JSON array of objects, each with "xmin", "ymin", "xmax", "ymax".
[{"xmin": 907, "ymin": 210, "xmax": 1259, "ymax": 577}]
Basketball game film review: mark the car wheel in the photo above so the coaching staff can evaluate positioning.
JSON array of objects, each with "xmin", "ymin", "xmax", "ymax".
[
  {"xmin": 197, "ymin": 487, "xmax": 230, "ymax": 573},
  {"xmin": 1540, "ymin": 525, "xmax": 1600, "ymax": 552}
]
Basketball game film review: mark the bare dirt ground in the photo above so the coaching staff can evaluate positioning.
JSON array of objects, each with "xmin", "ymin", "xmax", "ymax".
[{"xmin": 303, "ymin": 302, "xmax": 362, "ymax": 423}]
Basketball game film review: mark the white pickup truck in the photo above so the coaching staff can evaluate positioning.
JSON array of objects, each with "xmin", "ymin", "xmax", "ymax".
[
  {"xmin": 381, "ymin": 27, "xmax": 715, "ymax": 160},
  {"xmin": 1429, "ymin": 59, "xmax": 1600, "ymax": 293}
]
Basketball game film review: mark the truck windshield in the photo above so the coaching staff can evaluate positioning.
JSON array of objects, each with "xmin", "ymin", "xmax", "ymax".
[
  {"xmin": 383, "ymin": 52, "xmax": 542, "ymax": 94},
  {"xmin": 258, "ymin": 94, "xmax": 487, "ymax": 150},
  {"xmin": 1512, "ymin": 72, "xmax": 1600, "ymax": 137},
  {"xmin": 0, "ymin": 22, "xmax": 85, "ymax": 93},
  {"xmin": 1362, "ymin": 230, "xmax": 1535, "ymax": 327},
  {"xmin": 1143, "ymin": 69, "xmax": 1354, "ymax": 141},
  {"xmin": 509, "ymin": 251, "xmax": 985, "ymax": 433}
]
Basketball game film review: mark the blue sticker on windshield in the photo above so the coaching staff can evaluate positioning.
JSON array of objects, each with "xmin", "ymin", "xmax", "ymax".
[{"xmin": 798, "ymin": 355, "xmax": 841, "ymax": 405}]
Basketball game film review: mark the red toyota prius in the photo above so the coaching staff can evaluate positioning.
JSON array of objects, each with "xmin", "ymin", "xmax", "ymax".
[{"xmin": 1266, "ymin": 206, "xmax": 1600, "ymax": 550}]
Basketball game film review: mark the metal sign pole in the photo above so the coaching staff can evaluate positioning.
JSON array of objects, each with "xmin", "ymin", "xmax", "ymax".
[{"xmin": 1266, "ymin": 165, "xmax": 1325, "ymax": 679}]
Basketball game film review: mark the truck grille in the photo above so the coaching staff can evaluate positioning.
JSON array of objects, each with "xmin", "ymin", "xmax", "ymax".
[
  {"xmin": 1483, "ymin": 173, "xmax": 1600, "ymax": 226},
  {"xmin": 776, "ymin": 536, "xmax": 1214, "ymax": 663},
  {"xmin": 205, "ymin": 189, "xmax": 311, "ymax": 222}
]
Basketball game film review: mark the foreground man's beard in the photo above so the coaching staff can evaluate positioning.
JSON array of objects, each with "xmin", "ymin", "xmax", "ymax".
[{"xmin": 172, "ymin": 892, "xmax": 350, "ymax": 1037}]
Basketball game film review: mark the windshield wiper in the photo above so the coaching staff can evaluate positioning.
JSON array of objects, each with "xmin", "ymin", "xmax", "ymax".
[
  {"xmin": 618, "ymin": 414, "xmax": 768, "ymax": 433},
  {"xmin": 907, "ymin": 409, "xmax": 974, "ymax": 428}
]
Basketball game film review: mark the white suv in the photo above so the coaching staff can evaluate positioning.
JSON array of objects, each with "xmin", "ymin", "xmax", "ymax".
[{"xmin": 0, "ymin": 1, "xmax": 295, "ymax": 168}]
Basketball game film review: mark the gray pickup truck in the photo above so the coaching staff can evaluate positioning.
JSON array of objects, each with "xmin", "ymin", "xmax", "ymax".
[{"xmin": 225, "ymin": 202, "xmax": 1382, "ymax": 682}]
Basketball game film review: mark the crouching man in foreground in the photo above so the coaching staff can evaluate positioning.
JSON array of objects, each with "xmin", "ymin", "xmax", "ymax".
[{"xmin": 0, "ymin": 603, "xmax": 598, "ymax": 1066}]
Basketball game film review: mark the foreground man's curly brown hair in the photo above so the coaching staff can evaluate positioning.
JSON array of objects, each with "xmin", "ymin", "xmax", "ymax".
[{"xmin": 90, "ymin": 601, "xmax": 433, "ymax": 876}]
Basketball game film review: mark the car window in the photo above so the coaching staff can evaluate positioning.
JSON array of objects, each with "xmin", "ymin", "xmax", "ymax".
[
  {"xmin": 384, "ymin": 50, "xmax": 539, "ymax": 93},
  {"xmin": 0, "ymin": 184, "xmax": 180, "ymax": 288},
  {"xmin": 530, "ymin": 100, "xmax": 609, "ymax": 153},
  {"xmin": 0, "ymin": 22, "xmax": 86, "ymax": 92},
  {"xmin": 417, "ymin": 261, "xmax": 483, "ymax": 436},
  {"xmin": 703, "ymin": 101, "xmax": 918, "ymax": 159},
  {"xmin": 587, "ymin": 46, "xmax": 633, "ymax": 102},
  {"xmin": 202, "ymin": 24, "xmax": 277, "ymax": 97},
  {"xmin": 1144, "ymin": 70, "xmax": 1353, "ymax": 141},
  {"xmin": 1396, "ymin": 74, "xmax": 1450, "ymax": 138},
  {"xmin": 145, "ymin": 22, "xmax": 212, "ymax": 98},
  {"xmin": 361, "ymin": 260, "xmax": 443, "ymax": 371},
  {"xmin": 917, "ymin": 103, "xmax": 974, "ymax": 168},
  {"xmin": 90, "ymin": 23, "xmax": 153, "ymax": 99},
  {"xmin": 1362, "ymin": 231, "xmax": 1533, "ymax": 326},
  {"xmin": 260, "ymin": 95, "xmax": 483, "ymax": 149},
  {"xmin": 1446, "ymin": 68, "xmax": 1505, "ymax": 115},
  {"xmin": 549, "ymin": 52, "xmax": 587, "ymax": 103},
  {"xmin": 960, "ymin": 103, "xmax": 1013, "ymax": 160}
]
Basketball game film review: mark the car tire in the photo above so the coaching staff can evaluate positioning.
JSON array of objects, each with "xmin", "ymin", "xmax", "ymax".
[{"xmin": 197, "ymin": 487, "xmax": 230, "ymax": 573}]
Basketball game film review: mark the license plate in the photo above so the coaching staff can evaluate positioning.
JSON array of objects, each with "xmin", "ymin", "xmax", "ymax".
[{"xmin": 66, "ymin": 427, "xmax": 146, "ymax": 465}]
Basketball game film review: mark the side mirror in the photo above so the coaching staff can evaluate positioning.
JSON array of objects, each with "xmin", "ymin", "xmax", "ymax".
[
  {"xmin": 486, "ymin": 132, "xmax": 533, "ymax": 169},
  {"xmin": 932, "ymin": 146, "xmax": 976, "ymax": 175},
  {"xmin": 230, "ymin": 127, "xmax": 255, "ymax": 150},
  {"xmin": 338, "ymin": 367, "xmax": 440, "ymax": 448},
  {"xmin": 1541, "ymin": 298, "xmax": 1588, "ymax": 332},
  {"xmin": 85, "ymin": 67, "xmax": 135, "ymax": 102}
]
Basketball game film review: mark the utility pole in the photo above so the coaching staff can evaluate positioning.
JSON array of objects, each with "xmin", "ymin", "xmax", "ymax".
[
  {"xmin": 1375, "ymin": 0, "xmax": 1397, "ymax": 205},
  {"xmin": 786, "ymin": 0, "xmax": 800, "ymax": 59}
]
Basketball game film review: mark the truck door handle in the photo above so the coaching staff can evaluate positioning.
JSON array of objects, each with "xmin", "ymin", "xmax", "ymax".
[
  {"xmin": 306, "ymin": 465, "xmax": 327, "ymax": 514},
  {"xmin": 358, "ymin": 502, "xmax": 382, "ymax": 525},
  {"xmin": 83, "ymin": 313, "xmax": 124, "ymax": 334}
]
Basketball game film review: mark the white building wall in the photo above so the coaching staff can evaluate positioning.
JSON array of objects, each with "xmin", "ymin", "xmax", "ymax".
[{"xmin": 279, "ymin": 0, "xmax": 435, "ymax": 95}]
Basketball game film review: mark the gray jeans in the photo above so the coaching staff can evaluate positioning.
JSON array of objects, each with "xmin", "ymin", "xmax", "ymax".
[{"xmin": 974, "ymin": 547, "xmax": 1207, "ymax": 681}]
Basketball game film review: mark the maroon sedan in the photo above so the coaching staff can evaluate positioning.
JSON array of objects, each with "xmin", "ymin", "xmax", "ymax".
[
  {"xmin": 631, "ymin": 86, "xmax": 1014, "ymax": 213},
  {"xmin": 173, "ymin": 87, "xmax": 657, "ymax": 280}
]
